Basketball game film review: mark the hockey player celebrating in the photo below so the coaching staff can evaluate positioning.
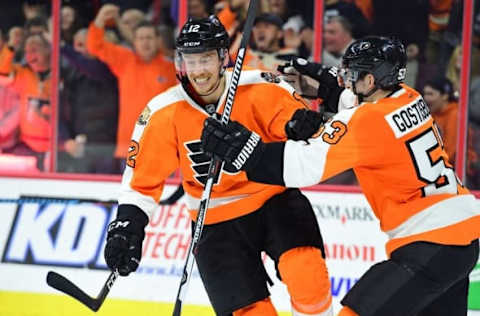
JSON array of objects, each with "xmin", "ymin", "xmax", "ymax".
[
  {"xmin": 103, "ymin": 15, "xmax": 334, "ymax": 316},
  {"xmin": 201, "ymin": 36, "xmax": 480, "ymax": 316}
]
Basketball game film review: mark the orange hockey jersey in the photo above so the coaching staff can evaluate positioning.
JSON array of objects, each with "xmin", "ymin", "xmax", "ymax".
[
  {"xmin": 281, "ymin": 84, "xmax": 480, "ymax": 255},
  {"xmin": 119, "ymin": 69, "xmax": 307, "ymax": 224}
]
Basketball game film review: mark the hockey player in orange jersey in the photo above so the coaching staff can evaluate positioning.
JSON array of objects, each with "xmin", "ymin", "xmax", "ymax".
[
  {"xmin": 201, "ymin": 36, "xmax": 480, "ymax": 316},
  {"xmin": 103, "ymin": 16, "xmax": 334, "ymax": 316}
]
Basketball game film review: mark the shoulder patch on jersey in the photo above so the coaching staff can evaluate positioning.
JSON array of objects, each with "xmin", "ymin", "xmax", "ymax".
[
  {"xmin": 261, "ymin": 72, "xmax": 281, "ymax": 83},
  {"xmin": 137, "ymin": 106, "xmax": 151, "ymax": 125}
]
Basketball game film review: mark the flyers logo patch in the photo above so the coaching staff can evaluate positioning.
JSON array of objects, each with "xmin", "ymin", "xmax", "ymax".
[{"xmin": 184, "ymin": 140, "xmax": 239, "ymax": 185}]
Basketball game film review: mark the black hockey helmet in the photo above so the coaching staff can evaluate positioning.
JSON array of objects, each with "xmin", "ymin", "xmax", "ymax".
[
  {"xmin": 342, "ymin": 36, "xmax": 407, "ymax": 89},
  {"xmin": 175, "ymin": 15, "xmax": 230, "ymax": 86},
  {"xmin": 176, "ymin": 15, "xmax": 229, "ymax": 53}
]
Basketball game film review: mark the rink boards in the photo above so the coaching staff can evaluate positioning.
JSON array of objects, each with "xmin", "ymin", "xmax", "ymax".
[{"xmin": 0, "ymin": 177, "xmax": 478, "ymax": 316}]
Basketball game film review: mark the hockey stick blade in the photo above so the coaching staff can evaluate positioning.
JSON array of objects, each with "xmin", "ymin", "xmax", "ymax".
[{"xmin": 47, "ymin": 270, "xmax": 118, "ymax": 312}]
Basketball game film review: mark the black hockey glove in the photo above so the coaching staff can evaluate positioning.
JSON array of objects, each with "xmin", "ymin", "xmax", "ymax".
[
  {"xmin": 104, "ymin": 205, "xmax": 149, "ymax": 276},
  {"xmin": 281, "ymin": 58, "xmax": 344, "ymax": 113},
  {"xmin": 285, "ymin": 108, "xmax": 325, "ymax": 141},
  {"xmin": 278, "ymin": 57, "xmax": 324, "ymax": 81},
  {"xmin": 201, "ymin": 117, "xmax": 265, "ymax": 172}
]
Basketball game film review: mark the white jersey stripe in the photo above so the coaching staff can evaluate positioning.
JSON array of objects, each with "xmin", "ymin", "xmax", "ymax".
[
  {"xmin": 385, "ymin": 194, "xmax": 479, "ymax": 239},
  {"xmin": 184, "ymin": 192, "xmax": 249, "ymax": 210}
]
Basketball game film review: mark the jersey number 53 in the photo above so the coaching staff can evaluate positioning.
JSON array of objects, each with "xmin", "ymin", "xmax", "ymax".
[{"xmin": 406, "ymin": 125, "xmax": 460, "ymax": 197}]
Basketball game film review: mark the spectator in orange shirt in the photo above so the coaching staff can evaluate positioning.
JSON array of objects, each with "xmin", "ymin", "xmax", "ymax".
[
  {"xmin": 0, "ymin": 33, "xmax": 65, "ymax": 170},
  {"xmin": 0, "ymin": 29, "xmax": 21, "ymax": 150},
  {"xmin": 423, "ymin": 77, "xmax": 458, "ymax": 164},
  {"xmin": 87, "ymin": 4, "xmax": 177, "ymax": 159}
]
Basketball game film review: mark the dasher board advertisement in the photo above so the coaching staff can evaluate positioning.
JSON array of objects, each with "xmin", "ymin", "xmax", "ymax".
[{"xmin": 0, "ymin": 177, "xmax": 478, "ymax": 315}]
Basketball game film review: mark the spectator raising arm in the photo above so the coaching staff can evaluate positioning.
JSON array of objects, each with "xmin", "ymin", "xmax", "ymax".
[
  {"xmin": 86, "ymin": 4, "xmax": 177, "ymax": 159},
  {"xmin": 87, "ymin": 4, "xmax": 131, "ymax": 77},
  {"xmin": 0, "ymin": 44, "xmax": 15, "ymax": 78}
]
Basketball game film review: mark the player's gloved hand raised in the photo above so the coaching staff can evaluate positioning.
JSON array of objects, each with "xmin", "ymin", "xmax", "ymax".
[
  {"xmin": 201, "ymin": 117, "xmax": 265, "ymax": 172},
  {"xmin": 285, "ymin": 108, "xmax": 324, "ymax": 141},
  {"xmin": 278, "ymin": 57, "xmax": 324, "ymax": 81},
  {"xmin": 280, "ymin": 58, "xmax": 344, "ymax": 113},
  {"xmin": 104, "ymin": 206, "xmax": 149, "ymax": 276}
]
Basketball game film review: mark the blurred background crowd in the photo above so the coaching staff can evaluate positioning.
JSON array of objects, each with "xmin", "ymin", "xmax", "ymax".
[{"xmin": 0, "ymin": 0, "xmax": 479, "ymax": 190}]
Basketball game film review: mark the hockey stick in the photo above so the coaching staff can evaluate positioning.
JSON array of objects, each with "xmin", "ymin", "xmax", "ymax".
[
  {"xmin": 172, "ymin": 1, "xmax": 259, "ymax": 315},
  {"xmin": 46, "ymin": 269, "xmax": 118, "ymax": 312}
]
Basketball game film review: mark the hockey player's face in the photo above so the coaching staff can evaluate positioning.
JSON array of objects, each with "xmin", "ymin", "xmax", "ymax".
[
  {"xmin": 183, "ymin": 50, "xmax": 223, "ymax": 96},
  {"xmin": 344, "ymin": 68, "xmax": 375, "ymax": 99}
]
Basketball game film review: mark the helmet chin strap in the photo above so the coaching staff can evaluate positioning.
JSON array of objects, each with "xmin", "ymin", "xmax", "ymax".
[{"xmin": 353, "ymin": 83, "xmax": 378, "ymax": 103}]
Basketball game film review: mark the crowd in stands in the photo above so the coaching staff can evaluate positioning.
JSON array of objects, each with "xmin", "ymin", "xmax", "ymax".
[{"xmin": 0, "ymin": 0, "xmax": 478, "ymax": 190}]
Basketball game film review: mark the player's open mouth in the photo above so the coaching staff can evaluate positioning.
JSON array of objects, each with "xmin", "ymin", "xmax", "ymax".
[{"xmin": 194, "ymin": 77, "xmax": 210, "ymax": 85}]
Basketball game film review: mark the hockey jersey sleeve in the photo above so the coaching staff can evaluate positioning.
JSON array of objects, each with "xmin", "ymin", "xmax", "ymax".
[
  {"xmin": 283, "ymin": 106, "xmax": 383, "ymax": 187},
  {"xmin": 248, "ymin": 105, "xmax": 384, "ymax": 187},
  {"xmin": 118, "ymin": 94, "xmax": 180, "ymax": 218}
]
